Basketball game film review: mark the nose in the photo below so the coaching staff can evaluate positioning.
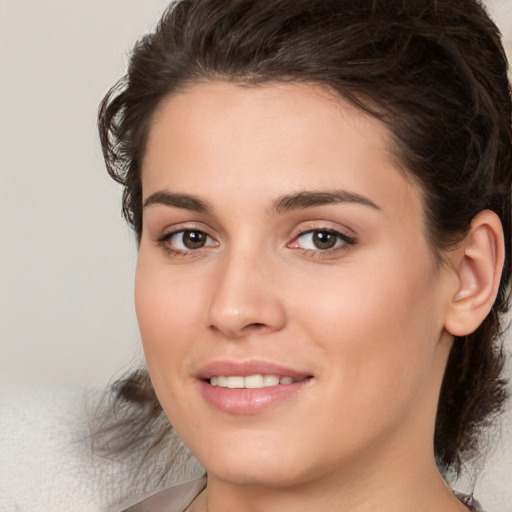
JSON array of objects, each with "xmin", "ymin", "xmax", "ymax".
[{"xmin": 207, "ymin": 250, "xmax": 287, "ymax": 339}]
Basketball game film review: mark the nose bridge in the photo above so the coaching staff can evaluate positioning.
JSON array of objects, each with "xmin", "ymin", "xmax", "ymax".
[{"xmin": 207, "ymin": 241, "xmax": 285, "ymax": 337}]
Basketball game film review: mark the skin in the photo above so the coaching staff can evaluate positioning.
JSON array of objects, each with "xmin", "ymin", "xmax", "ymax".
[{"xmin": 136, "ymin": 81, "xmax": 475, "ymax": 512}]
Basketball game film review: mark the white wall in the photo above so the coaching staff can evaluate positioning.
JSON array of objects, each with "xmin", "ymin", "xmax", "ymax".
[
  {"xmin": 0, "ymin": 0, "xmax": 170, "ymax": 386},
  {"xmin": 1, "ymin": 0, "xmax": 511, "ymax": 387}
]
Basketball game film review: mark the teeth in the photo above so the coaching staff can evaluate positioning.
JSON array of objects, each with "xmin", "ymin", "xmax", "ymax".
[
  {"xmin": 227, "ymin": 376, "xmax": 244, "ymax": 389},
  {"xmin": 209, "ymin": 374, "xmax": 297, "ymax": 389},
  {"xmin": 263, "ymin": 375, "xmax": 279, "ymax": 386},
  {"xmin": 245, "ymin": 374, "xmax": 264, "ymax": 388}
]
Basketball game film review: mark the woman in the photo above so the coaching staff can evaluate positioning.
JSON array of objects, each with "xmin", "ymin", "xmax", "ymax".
[{"xmin": 97, "ymin": 0, "xmax": 511, "ymax": 510}]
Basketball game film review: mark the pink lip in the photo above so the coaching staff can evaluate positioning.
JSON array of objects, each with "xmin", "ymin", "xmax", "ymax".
[
  {"xmin": 197, "ymin": 359, "xmax": 311, "ymax": 380},
  {"xmin": 196, "ymin": 360, "xmax": 313, "ymax": 415}
]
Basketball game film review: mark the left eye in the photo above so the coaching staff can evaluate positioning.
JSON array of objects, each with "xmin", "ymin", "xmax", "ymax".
[
  {"xmin": 292, "ymin": 229, "xmax": 351, "ymax": 251},
  {"xmin": 165, "ymin": 230, "xmax": 217, "ymax": 251}
]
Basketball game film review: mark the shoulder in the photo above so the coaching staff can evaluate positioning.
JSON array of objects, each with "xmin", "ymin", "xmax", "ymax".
[{"xmin": 122, "ymin": 477, "xmax": 207, "ymax": 512}]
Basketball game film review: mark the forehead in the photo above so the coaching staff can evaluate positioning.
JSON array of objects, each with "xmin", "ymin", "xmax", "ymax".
[{"xmin": 142, "ymin": 81, "xmax": 422, "ymax": 220}]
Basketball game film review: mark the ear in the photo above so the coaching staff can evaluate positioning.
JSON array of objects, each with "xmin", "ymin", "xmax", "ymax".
[{"xmin": 444, "ymin": 210, "xmax": 505, "ymax": 337}]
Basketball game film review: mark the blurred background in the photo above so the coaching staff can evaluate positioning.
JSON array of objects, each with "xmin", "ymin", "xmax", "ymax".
[{"xmin": 1, "ymin": 0, "xmax": 511, "ymax": 388}]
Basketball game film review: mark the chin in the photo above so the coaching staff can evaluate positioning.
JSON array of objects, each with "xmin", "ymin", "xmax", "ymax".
[
  {"xmin": 188, "ymin": 431, "xmax": 313, "ymax": 487},
  {"xmin": 205, "ymin": 458, "xmax": 306, "ymax": 488}
]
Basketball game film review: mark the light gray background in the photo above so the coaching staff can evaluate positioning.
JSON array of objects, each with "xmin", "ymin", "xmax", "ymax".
[{"xmin": 1, "ymin": 0, "xmax": 511, "ymax": 389}]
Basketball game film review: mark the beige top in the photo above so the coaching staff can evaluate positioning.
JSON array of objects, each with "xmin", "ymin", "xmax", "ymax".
[
  {"xmin": 122, "ymin": 477, "xmax": 207, "ymax": 512},
  {"xmin": 122, "ymin": 477, "xmax": 485, "ymax": 512}
]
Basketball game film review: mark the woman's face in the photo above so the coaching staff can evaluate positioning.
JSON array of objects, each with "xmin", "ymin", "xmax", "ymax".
[{"xmin": 136, "ymin": 82, "xmax": 456, "ymax": 487}]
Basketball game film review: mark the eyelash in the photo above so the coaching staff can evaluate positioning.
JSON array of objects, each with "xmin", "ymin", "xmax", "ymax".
[
  {"xmin": 156, "ymin": 228, "xmax": 357, "ymax": 258},
  {"xmin": 288, "ymin": 229, "xmax": 356, "ymax": 256},
  {"xmin": 157, "ymin": 229, "xmax": 218, "ymax": 256}
]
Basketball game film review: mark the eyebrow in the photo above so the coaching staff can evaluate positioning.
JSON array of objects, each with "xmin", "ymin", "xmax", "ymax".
[
  {"xmin": 143, "ymin": 191, "xmax": 213, "ymax": 213},
  {"xmin": 142, "ymin": 189, "xmax": 380, "ymax": 215},
  {"xmin": 272, "ymin": 190, "xmax": 380, "ymax": 214}
]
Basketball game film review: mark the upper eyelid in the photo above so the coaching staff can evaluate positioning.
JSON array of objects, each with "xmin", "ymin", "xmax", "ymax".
[
  {"xmin": 295, "ymin": 227, "xmax": 348, "ymax": 236},
  {"xmin": 158, "ymin": 222, "xmax": 217, "ymax": 238},
  {"xmin": 291, "ymin": 228, "xmax": 356, "ymax": 243},
  {"xmin": 157, "ymin": 225, "xmax": 355, "ymax": 239},
  {"xmin": 154, "ymin": 222, "xmax": 357, "ymax": 248},
  {"xmin": 160, "ymin": 227, "xmax": 217, "ymax": 242},
  {"xmin": 289, "ymin": 222, "xmax": 356, "ymax": 239}
]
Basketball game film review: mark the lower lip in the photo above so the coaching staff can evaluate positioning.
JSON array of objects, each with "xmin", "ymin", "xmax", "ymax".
[{"xmin": 199, "ymin": 379, "xmax": 312, "ymax": 415}]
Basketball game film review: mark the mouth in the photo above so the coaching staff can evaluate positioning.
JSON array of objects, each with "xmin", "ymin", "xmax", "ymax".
[
  {"xmin": 208, "ymin": 374, "xmax": 309, "ymax": 388},
  {"xmin": 197, "ymin": 361, "xmax": 314, "ymax": 414}
]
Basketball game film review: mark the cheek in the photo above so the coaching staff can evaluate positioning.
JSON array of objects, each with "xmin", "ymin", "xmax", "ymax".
[
  {"xmin": 135, "ymin": 261, "xmax": 167, "ymax": 353},
  {"xmin": 134, "ymin": 257, "xmax": 198, "ymax": 428},
  {"xmin": 296, "ymin": 247, "xmax": 443, "ymax": 395},
  {"xmin": 134, "ymin": 255, "xmax": 199, "ymax": 371}
]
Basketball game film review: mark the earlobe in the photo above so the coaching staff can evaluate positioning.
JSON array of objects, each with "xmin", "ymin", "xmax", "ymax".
[{"xmin": 444, "ymin": 210, "xmax": 505, "ymax": 337}]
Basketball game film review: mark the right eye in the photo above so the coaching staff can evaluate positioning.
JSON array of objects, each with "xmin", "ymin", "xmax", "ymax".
[{"xmin": 159, "ymin": 229, "xmax": 218, "ymax": 253}]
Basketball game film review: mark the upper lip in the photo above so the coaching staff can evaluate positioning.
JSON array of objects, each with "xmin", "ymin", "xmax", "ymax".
[{"xmin": 196, "ymin": 359, "xmax": 313, "ymax": 380}]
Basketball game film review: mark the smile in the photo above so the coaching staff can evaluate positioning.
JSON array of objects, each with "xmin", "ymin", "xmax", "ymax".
[
  {"xmin": 198, "ymin": 362, "xmax": 313, "ymax": 414},
  {"xmin": 209, "ymin": 374, "xmax": 300, "ymax": 388}
]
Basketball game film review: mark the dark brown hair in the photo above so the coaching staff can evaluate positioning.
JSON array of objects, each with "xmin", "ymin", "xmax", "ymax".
[{"xmin": 97, "ymin": 0, "xmax": 512, "ymax": 476}]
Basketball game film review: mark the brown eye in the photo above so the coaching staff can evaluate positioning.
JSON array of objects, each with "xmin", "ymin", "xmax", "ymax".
[
  {"xmin": 182, "ymin": 230, "xmax": 207, "ymax": 249},
  {"xmin": 311, "ymin": 230, "xmax": 338, "ymax": 250},
  {"xmin": 289, "ymin": 229, "xmax": 356, "ymax": 253},
  {"xmin": 163, "ymin": 229, "xmax": 218, "ymax": 252}
]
